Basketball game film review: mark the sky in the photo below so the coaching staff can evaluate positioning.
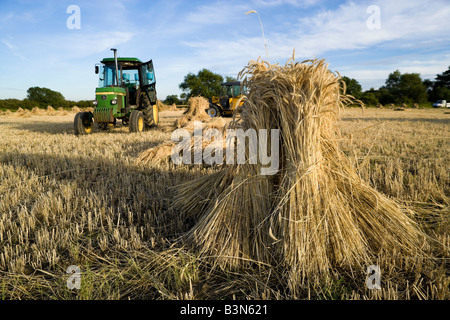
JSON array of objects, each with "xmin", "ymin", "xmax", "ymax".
[{"xmin": 0, "ymin": 0, "xmax": 449, "ymax": 101}]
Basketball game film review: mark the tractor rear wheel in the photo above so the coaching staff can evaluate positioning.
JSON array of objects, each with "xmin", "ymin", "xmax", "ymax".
[
  {"xmin": 143, "ymin": 104, "xmax": 159, "ymax": 127},
  {"xmin": 207, "ymin": 104, "xmax": 220, "ymax": 118},
  {"xmin": 129, "ymin": 110, "xmax": 145, "ymax": 133},
  {"xmin": 74, "ymin": 112, "xmax": 93, "ymax": 135},
  {"xmin": 141, "ymin": 94, "xmax": 159, "ymax": 127}
]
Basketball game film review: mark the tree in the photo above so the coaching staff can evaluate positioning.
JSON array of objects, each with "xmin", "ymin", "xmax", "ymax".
[
  {"xmin": 179, "ymin": 93, "xmax": 187, "ymax": 104},
  {"xmin": 431, "ymin": 86, "xmax": 450, "ymax": 101},
  {"xmin": 378, "ymin": 87, "xmax": 395, "ymax": 105},
  {"xmin": 342, "ymin": 76, "xmax": 362, "ymax": 99},
  {"xmin": 435, "ymin": 66, "xmax": 450, "ymax": 88},
  {"xmin": 164, "ymin": 94, "xmax": 182, "ymax": 105},
  {"xmin": 360, "ymin": 91, "xmax": 379, "ymax": 106},
  {"xmin": 398, "ymin": 73, "xmax": 428, "ymax": 104},
  {"xmin": 427, "ymin": 66, "xmax": 450, "ymax": 101},
  {"xmin": 384, "ymin": 70, "xmax": 402, "ymax": 93},
  {"xmin": 225, "ymin": 76, "xmax": 237, "ymax": 82},
  {"xmin": 380, "ymin": 70, "xmax": 427, "ymax": 104},
  {"xmin": 26, "ymin": 87, "xmax": 65, "ymax": 106},
  {"xmin": 179, "ymin": 69, "xmax": 224, "ymax": 99}
]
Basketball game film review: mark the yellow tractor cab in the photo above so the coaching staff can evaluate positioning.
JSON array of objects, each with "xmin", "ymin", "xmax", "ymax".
[{"xmin": 207, "ymin": 81, "xmax": 246, "ymax": 117}]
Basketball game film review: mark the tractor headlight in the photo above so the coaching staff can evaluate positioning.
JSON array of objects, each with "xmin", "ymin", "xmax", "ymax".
[
  {"xmin": 93, "ymin": 100, "xmax": 98, "ymax": 106},
  {"xmin": 111, "ymin": 99, "xmax": 118, "ymax": 105}
]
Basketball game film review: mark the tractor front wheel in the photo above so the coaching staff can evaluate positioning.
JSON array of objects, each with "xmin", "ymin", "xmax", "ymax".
[
  {"xmin": 129, "ymin": 110, "xmax": 145, "ymax": 133},
  {"xmin": 207, "ymin": 104, "xmax": 220, "ymax": 118},
  {"xmin": 74, "ymin": 112, "xmax": 93, "ymax": 135}
]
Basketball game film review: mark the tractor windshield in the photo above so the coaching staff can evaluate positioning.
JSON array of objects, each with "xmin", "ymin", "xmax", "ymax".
[
  {"xmin": 222, "ymin": 85, "xmax": 245, "ymax": 97},
  {"xmin": 97, "ymin": 64, "xmax": 118, "ymax": 87},
  {"xmin": 98, "ymin": 64, "xmax": 141, "ymax": 88},
  {"xmin": 105, "ymin": 64, "xmax": 118, "ymax": 87}
]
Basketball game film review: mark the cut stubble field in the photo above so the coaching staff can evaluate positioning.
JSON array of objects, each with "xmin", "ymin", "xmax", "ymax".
[{"xmin": 0, "ymin": 108, "xmax": 448, "ymax": 299}]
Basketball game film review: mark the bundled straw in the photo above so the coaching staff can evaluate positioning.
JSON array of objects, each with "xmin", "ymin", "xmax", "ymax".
[
  {"xmin": 31, "ymin": 107, "xmax": 44, "ymax": 115},
  {"xmin": 174, "ymin": 56, "xmax": 427, "ymax": 290},
  {"xmin": 175, "ymin": 97, "xmax": 211, "ymax": 129},
  {"xmin": 138, "ymin": 141, "xmax": 176, "ymax": 165},
  {"xmin": 138, "ymin": 110, "xmax": 230, "ymax": 166},
  {"xmin": 138, "ymin": 119, "xmax": 229, "ymax": 166},
  {"xmin": 46, "ymin": 106, "xmax": 56, "ymax": 115},
  {"xmin": 157, "ymin": 100, "xmax": 178, "ymax": 111},
  {"xmin": 72, "ymin": 106, "xmax": 83, "ymax": 113}
]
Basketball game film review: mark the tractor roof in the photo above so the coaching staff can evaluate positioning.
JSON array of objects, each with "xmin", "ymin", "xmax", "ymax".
[
  {"xmin": 222, "ymin": 81, "xmax": 241, "ymax": 86},
  {"xmin": 101, "ymin": 57, "xmax": 142, "ymax": 64}
]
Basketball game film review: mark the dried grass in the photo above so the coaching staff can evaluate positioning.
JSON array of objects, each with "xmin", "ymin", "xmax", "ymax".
[
  {"xmin": 174, "ymin": 97, "xmax": 211, "ymax": 129},
  {"xmin": 13, "ymin": 107, "xmax": 31, "ymax": 118},
  {"xmin": 138, "ymin": 111, "xmax": 231, "ymax": 166},
  {"xmin": 0, "ymin": 107, "xmax": 447, "ymax": 300},
  {"xmin": 174, "ymin": 56, "xmax": 429, "ymax": 291},
  {"xmin": 72, "ymin": 106, "xmax": 83, "ymax": 113},
  {"xmin": 138, "ymin": 97, "xmax": 229, "ymax": 166},
  {"xmin": 31, "ymin": 107, "xmax": 44, "ymax": 115},
  {"xmin": 138, "ymin": 141, "xmax": 176, "ymax": 165},
  {"xmin": 46, "ymin": 106, "xmax": 56, "ymax": 115},
  {"xmin": 138, "ymin": 133, "xmax": 227, "ymax": 166},
  {"xmin": 158, "ymin": 100, "xmax": 178, "ymax": 111},
  {"xmin": 1, "ymin": 106, "xmax": 90, "ymax": 117}
]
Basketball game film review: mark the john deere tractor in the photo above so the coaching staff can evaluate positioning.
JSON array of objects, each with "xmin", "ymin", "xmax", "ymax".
[
  {"xmin": 207, "ymin": 81, "xmax": 246, "ymax": 118},
  {"xmin": 74, "ymin": 48, "xmax": 159, "ymax": 135}
]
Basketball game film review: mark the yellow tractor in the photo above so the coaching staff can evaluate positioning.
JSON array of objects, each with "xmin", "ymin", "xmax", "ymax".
[{"xmin": 207, "ymin": 81, "xmax": 246, "ymax": 117}]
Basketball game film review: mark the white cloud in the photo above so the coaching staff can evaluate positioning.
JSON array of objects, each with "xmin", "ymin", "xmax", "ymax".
[
  {"xmin": 175, "ymin": 0, "xmax": 450, "ymax": 92},
  {"xmin": 185, "ymin": 1, "xmax": 250, "ymax": 25},
  {"xmin": 252, "ymin": 0, "xmax": 321, "ymax": 7},
  {"xmin": 26, "ymin": 31, "xmax": 136, "ymax": 61},
  {"xmin": 257, "ymin": 0, "xmax": 449, "ymax": 60},
  {"xmin": 1, "ymin": 38, "xmax": 25, "ymax": 60}
]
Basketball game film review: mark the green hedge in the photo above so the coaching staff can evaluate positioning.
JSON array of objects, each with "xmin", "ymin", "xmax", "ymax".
[{"xmin": 0, "ymin": 99, "xmax": 93, "ymax": 111}]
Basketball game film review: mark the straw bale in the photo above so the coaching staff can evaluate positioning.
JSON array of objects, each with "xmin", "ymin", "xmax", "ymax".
[
  {"xmin": 138, "ymin": 141, "xmax": 176, "ymax": 165},
  {"xmin": 72, "ymin": 106, "xmax": 82, "ymax": 113},
  {"xmin": 158, "ymin": 100, "xmax": 178, "ymax": 111},
  {"xmin": 174, "ymin": 55, "xmax": 428, "ymax": 291},
  {"xmin": 174, "ymin": 97, "xmax": 211, "ymax": 129}
]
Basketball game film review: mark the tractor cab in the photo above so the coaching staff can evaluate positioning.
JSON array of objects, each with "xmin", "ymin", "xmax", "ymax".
[
  {"xmin": 207, "ymin": 81, "xmax": 247, "ymax": 118},
  {"xmin": 95, "ymin": 57, "xmax": 156, "ymax": 108},
  {"xmin": 74, "ymin": 49, "xmax": 159, "ymax": 135}
]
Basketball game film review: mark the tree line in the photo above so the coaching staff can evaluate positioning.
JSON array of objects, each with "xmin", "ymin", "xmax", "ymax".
[
  {"xmin": 167, "ymin": 66, "xmax": 450, "ymax": 107},
  {"xmin": 343, "ymin": 66, "xmax": 450, "ymax": 107},
  {"xmin": 1, "ymin": 66, "xmax": 448, "ymax": 110},
  {"xmin": 0, "ymin": 87, "xmax": 92, "ymax": 111}
]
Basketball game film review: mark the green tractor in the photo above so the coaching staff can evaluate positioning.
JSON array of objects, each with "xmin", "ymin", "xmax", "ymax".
[{"xmin": 74, "ymin": 48, "xmax": 159, "ymax": 135}]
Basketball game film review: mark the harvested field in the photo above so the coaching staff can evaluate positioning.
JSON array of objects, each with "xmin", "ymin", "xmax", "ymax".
[{"xmin": 0, "ymin": 105, "xmax": 448, "ymax": 300}]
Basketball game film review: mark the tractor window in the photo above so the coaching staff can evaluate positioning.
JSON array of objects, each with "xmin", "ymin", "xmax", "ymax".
[
  {"xmin": 232, "ymin": 85, "xmax": 241, "ymax": 97},
  {"xmin": 222, "ymin": 85, "xmax": 243, "ymax": 97},
  {"xmin": 122, "ymin": 69, "xmax": 139, "ymax": 87},
  {"xmin": 97, "ymin": 65, "xmax": 105, "ymax": 87},
  {"xmin": 222, "ymin": 86, "xmax": 234, "ymax": 97},
  {"xmin": 141, "ymin": 60, "xmax": 155, "ymax": 86},
  {"xmin": 103, "ymin": 64, "xmax": 118, "ymax": 87}
]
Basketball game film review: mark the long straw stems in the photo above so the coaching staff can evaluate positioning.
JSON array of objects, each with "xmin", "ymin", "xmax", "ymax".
[{"xmin": 175, "ymin": 56, "xmax": 428, "ymax": 291}]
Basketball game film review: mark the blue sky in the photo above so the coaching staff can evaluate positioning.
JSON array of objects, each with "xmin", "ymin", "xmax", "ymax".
[{"xmin": 0, "ymin": 0, "xmax": 449, "ymax": 101}]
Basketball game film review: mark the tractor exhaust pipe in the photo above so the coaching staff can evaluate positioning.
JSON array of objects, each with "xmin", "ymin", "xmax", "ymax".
[{"xmin": 111, "ymin": 48, "xmax": 119, "ymax": 86}]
